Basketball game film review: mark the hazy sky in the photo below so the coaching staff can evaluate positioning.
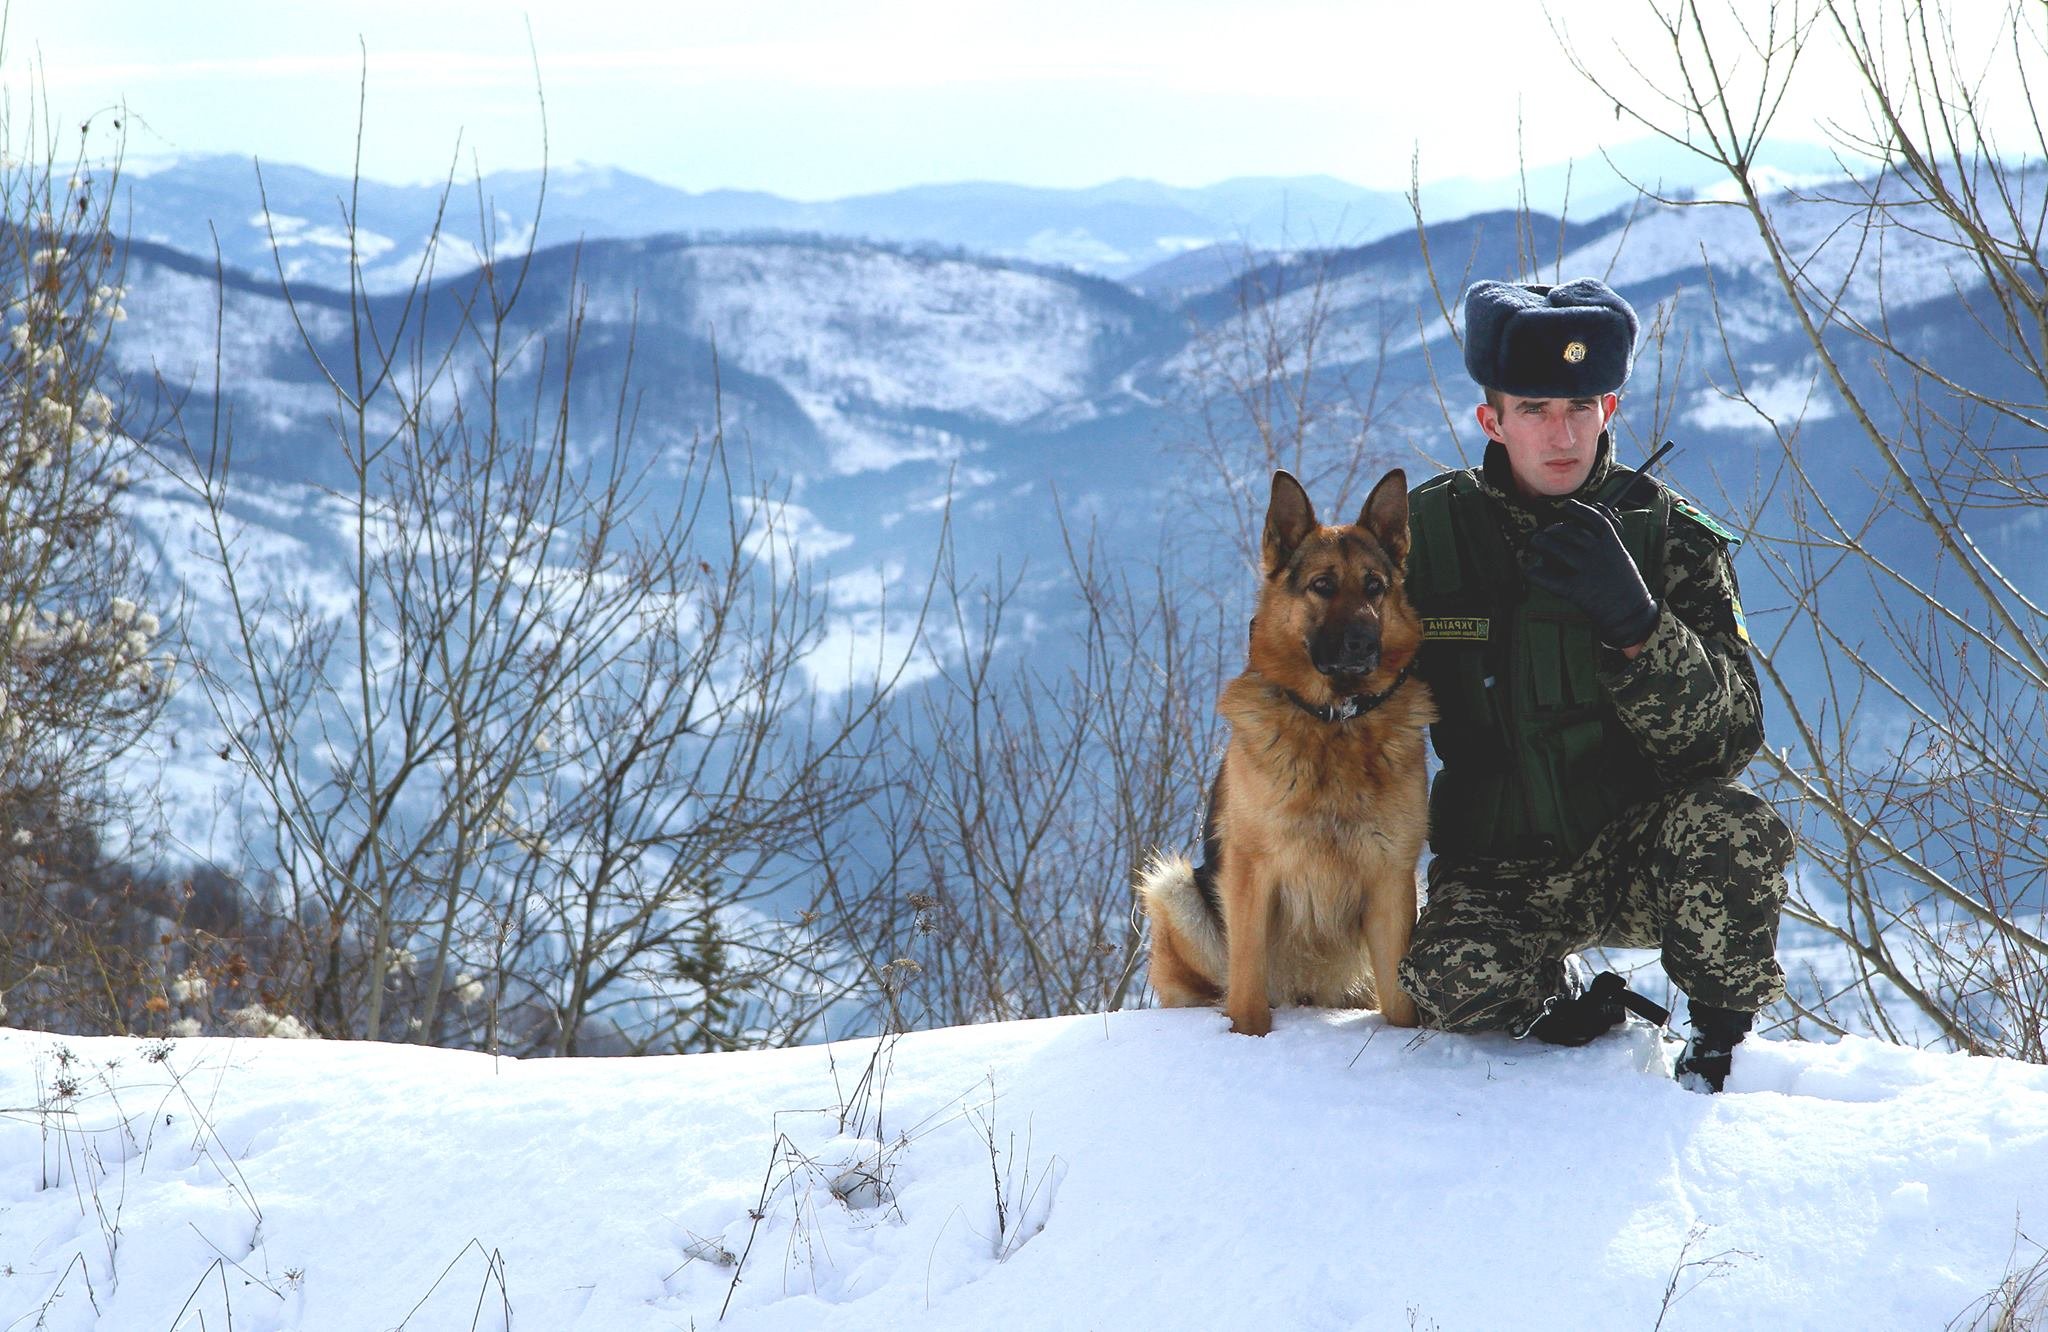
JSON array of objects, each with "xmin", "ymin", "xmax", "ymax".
[{"xmin": 5, "ymin": 1, "xmax": 2031, "ymax": 198}]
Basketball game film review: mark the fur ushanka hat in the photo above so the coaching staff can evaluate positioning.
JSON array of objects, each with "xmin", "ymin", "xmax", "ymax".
[{"xmin": 1462, "ymin": 278, "xmax": 1639, "ymax": 398}]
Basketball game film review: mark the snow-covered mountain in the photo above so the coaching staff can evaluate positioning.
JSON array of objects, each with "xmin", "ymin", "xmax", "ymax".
[
  {"xmin": 109, "ymin": 232, "xmax": 1178, "ymax": 484},
  {"xmin": 110, "ymin": 151, "xmax": 2038, "ymax": 726},
  {"xmin": 102, "ymin": 153, "xmax": 2048, "ymax": 1037},
  {"xmin": 34, "ymin": 161, "xmax": 2048, "ymax": 1331},
  {"xmin": 117, "ymin": 154, "xmax": 1411, "ymax": 293},
  {"xmin": 116, "ymin": 138, "xmax": 1856, "ymax": 292},
  {"xmin": 4, "ymin": 1011, "xmax": 2044, "ymax": 1329}
]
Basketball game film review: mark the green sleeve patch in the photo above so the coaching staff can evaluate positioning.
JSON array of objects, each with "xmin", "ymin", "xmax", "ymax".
[{"xmin": 1670, "ymin": 494, "xmax": 1743, "ymax": 549}]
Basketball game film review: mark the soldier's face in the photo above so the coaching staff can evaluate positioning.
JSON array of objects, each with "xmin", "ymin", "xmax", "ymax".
[{"xmin": 1476, "ymin": 392, "xmax": 1619, "ymax": 497}]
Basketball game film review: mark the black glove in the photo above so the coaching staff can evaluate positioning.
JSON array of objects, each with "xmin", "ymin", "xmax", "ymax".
[
  {"xmin": 1523, "ymin": 971, "xmax": 1672, "ymax": 1046},
  {"xmin": 1524, "ymin": 500, "xmax": 1660, "ymax": 649}
]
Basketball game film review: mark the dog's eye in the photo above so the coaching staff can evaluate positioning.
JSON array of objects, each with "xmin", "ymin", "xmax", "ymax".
[
  {"xmin": 1363, "ymin": 575, "xmax": 1385, "ymax": 598},
  {"xmin": 1309, "ymin": 573, "xmax": 1338, "ymax": 597}
]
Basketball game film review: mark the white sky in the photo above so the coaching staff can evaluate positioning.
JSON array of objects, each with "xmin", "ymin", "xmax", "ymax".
[{"xmin": 5, "ymin": 1, "xmax": 2037, "ymax": 198}]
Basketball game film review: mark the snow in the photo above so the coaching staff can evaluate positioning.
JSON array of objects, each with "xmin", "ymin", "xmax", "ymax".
[
  {"xmin": 652, "ymin": 243, "xmax": 1117, "ymax": 425},
  {"xmin": 4, "ymin": 1011, "xmax": 2045, "ymax": 1330},
  {"xmin": 108, "ymin": 260, "xmax": 352, "ymax": 420},
  {"xmin": 1553, "ymin": 169, "xmax": 2036, "ymax": 339},
  {"xmin": 251, "ymin": 211, "xmax": 397, "ymax": 261},
  {"xmin": 1016, "ymin": 227, "xmax": 1130, "ymax": 270},
  {"xmin": 796, "ymin": 397, "xmax": 974, "ymax": 477}
]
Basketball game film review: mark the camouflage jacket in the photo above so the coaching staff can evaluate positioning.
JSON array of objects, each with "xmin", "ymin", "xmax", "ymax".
[
  {"xmin": 1408, "ymin": 433, "xmax": 1766, "ymax": 860},
  {"xmin": 1495, "ymin": 434, "xmax": 1759, "ymax": 778}
]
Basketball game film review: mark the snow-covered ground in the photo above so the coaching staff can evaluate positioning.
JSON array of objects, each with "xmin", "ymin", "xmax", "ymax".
[{"xmin": 3, "ymin": 1010, "xmax": 2045, "ymax": 1330}]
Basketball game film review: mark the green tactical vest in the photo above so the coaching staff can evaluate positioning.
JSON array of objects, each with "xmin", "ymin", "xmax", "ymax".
[{"xmin": 1405, "ymin": 468, "xmax": 1672, "ymax": 864}]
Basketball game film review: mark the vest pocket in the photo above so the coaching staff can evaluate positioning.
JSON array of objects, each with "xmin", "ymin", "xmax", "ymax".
[
  {"xmin": 1562, "ymin": 622, "xmax": 1600, "ymax": 703},
  {"xmin": 1429, "ymin": 765, "xmax": 1508, "ymax": 857},
  {"xmin": 1424, "ymin": 640, "xmax": 1500, "ymax": 764},
  {"xmin": 1524, "ymin": 602, "xmax": 1607, "ymax": 711},
  {"xmin": 1555, "ymin": 716, "xmax": 1625, "ymax": 849}
]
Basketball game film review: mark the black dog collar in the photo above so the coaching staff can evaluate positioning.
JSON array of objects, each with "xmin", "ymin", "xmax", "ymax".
[{"xmin": 1282, "ymin": 657, "xmax": 1418, "ymax": 724}]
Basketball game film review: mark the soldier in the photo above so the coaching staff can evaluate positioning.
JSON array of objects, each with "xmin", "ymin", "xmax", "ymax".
[{"xmin": 1395, "ymin": 277, "xmax": 1794, "ymax": 1093}]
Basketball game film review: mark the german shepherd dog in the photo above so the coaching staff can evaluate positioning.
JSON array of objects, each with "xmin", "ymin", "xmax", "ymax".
[{"xmin": 1138, "ymin": 468, "xmax": 1433, "ymax": 1036}]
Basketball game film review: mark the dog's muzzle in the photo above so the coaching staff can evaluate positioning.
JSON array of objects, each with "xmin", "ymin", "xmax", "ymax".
[{"xmin": 1311, "ymin": 623, "xmax": 1380, "ymax": 678}]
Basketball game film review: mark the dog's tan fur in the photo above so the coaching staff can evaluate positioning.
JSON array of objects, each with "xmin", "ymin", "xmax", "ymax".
[{"xmin": 1138, "ymin": 468, "xmax": 1434, "ymax": 1035}]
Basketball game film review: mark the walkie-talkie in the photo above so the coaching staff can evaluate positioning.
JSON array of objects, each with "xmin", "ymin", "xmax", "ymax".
[{"xmin": 1600, "ymin": 439, "xmax": 1676, "ymax": 509}]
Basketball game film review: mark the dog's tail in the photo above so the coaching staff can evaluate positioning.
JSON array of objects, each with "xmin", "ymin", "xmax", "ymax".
[{"xmin": 1134, "ymin": 852, "xmax": 1228, "ymax": 997}]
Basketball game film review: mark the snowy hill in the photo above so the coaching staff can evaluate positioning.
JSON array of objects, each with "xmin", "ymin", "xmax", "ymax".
[
  {"xmin": 107, "ymin": 232, "xmax": 1175, "ymax": 483},
  {"xmin": 568, "ymin": 236, "xmax": 1172, "ymax": 472},
  {"xmin": 4, "ymin": 1013, "xmax": 2045, "ymax": 1329},
  {"xmin": 115, "ymin": 140, "xmax": 1854, "ymax": 291},
  {"xmin": 116, "ymin": 155, "xmax": 1412, "ymax": 291},
  {"xmin": 103, "ymin": 162, "xmax": 2048, "ymax": 893}
]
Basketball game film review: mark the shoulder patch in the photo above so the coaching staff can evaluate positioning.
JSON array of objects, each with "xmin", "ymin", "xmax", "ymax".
[
  {"xmin": 1409, "ymin": 468, "xmax": 1470, "ymax": 502},
  {"xmin": 1669, "ymin": 493, "xmax": 1743, "ymax": 549}
]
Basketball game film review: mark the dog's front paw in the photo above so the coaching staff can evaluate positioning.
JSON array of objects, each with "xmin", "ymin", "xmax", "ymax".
[
  {"xmin": 1226, "ymin": 1005, "xmax": 1273, "ymax": 1037},
  {"xmin": 1380, "ymin": 991, "xmax": 1420, "ymax": 1029}
]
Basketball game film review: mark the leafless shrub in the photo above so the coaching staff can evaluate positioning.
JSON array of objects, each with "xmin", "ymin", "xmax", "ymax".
[
  {"xmin": 1652, "ymin": 1221, "xmax": 1755, "ymax": 1330},
  {"xmin": 1948, "ymin": 1222, "xmax": 2048, "ymax": 1332},
  {"xmin": 822, "ymin": 507, "xmax": 1232, "ymax": 1030},
  {"xmin": 0, "ymin": 33, "xmax": 178, "ymax": 1038},
  {"xmin": 9, "ymin": 1039, "xmax": 271, "ymax": 1320},
  {"xmin": 964, "ymin": 1071, "xmax": 1061, "ymax": 1263},
  {"xmin": 173, "ymin": 96, "xmax": 910, "ymax": 1054},
  {"xmin": 1568, "ymin": 0, "xmax": 2048, "ymax": 1057},
  {"xmin": 1173, "ymin": 241, "xmax": 1409, "ymax": 568}
]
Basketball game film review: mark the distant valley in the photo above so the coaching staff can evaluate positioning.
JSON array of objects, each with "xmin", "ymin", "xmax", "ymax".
[{"xmin": 103, "ymin": 150, "xmax": 2040, "ymax": 878}]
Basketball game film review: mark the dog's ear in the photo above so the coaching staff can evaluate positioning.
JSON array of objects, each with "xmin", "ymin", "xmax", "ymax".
[
  {"xmin": 1263, "ymin": 470, "xmax": 1317, "ymax": 575},
  {"xmin": 1357, "ymin": 468, "xmax": 1410, "ymax": 566}
]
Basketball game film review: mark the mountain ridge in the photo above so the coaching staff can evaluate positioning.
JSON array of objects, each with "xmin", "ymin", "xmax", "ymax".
[{"xmin": 111, "ymin": 137, "xmax": 1858, "ymax": 294}]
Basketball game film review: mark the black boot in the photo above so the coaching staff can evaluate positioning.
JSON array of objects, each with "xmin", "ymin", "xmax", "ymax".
[
  {"xmin": 1522, "ymin": 971, "xmax": 1671, "ymax": 1047},
  {"xmin": 1675, "ymin": 1002, "xmax": 1754, "ymax": 1093}
]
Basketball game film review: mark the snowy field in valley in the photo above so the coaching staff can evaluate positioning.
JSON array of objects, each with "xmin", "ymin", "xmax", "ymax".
[{"xmin": 3, "ymin": 1010, "xmax": 2045, "ymax": 1331}]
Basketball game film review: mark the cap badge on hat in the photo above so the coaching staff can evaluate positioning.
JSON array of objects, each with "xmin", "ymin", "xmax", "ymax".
[{"xmin": 1462, "ymin": 277, "xmax": 1639, "ymax": 396}]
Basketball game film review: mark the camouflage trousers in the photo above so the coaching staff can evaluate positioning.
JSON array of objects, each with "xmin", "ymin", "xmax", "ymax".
[{"xmin": 1396, "ymin": 778, "xmax": 1794, "ymax": 1033}]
